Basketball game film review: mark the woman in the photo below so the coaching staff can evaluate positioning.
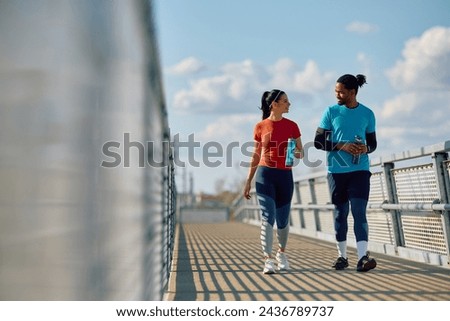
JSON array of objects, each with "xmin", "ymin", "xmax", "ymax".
[{"xmin": 243, "ymin": 89, "xmax": 303, "ymax": 274}]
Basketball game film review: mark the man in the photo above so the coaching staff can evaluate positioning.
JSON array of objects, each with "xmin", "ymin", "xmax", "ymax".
[{"xmin": 314, "ymin": 74, "xmax": 378, "ymax": 272}]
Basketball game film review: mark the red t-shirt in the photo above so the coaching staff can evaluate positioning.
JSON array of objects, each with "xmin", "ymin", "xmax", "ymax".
[{"xmin": 253, "ymin": 117, "xmax": 301, "ymax": 169}]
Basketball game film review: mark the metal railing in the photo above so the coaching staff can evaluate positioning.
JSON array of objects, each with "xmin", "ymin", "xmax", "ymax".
[
  {"xmin": 0, "ymin": 0, "xmax": 176, "ymax": 300},
  {"xmin": 232, "ymin": 141, "xmax": 450, "ymax": 267}
]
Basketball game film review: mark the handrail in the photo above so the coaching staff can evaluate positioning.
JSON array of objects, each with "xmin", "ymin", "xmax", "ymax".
[
  {"xmin": 288, "ymin": 201, "xmax": 450, "ymax": 212},
  {"xmin": 370, "ymin": 140, "xmax": 450, "ymax": 166}
]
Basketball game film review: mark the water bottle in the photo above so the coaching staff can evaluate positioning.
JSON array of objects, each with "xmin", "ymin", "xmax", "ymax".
[
  {"xmin": 285, "ymin": 138, "xmax": 295, "ymax": 167},
  {"xmin": 352, "ymin": 135, "xmax": 363, "ymax": 164}
]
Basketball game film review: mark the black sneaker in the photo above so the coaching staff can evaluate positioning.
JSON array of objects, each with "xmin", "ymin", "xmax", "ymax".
[
  {"xmin": 332, "ymin": 257, "xmax": 349, "ymax": 270},
  {"xmin": 356, "ymin": 252, "xmax": 377, "ymax": 272}
]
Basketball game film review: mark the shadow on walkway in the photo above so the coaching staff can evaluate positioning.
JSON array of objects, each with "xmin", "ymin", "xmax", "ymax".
[{"xmin": 165, "ymin": 222, "xmax": 450, "ymax": 301}]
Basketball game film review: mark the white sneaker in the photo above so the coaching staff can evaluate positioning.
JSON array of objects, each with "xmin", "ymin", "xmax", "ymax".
[
  {"xmin": 276, "ymin": 251, "xmax": 289, "ymax": 270},
  {"xmin": 263, "ymin": 258, "xmax": 276, "ymax": 274}
]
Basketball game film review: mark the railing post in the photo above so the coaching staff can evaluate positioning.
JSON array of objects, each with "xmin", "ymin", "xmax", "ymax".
[
  {"xmin": 308, "ymin": 178, "xmax": 321, "ymax": 232},
  {"xmin": 382, "ymin": 162, "xmax": 405, "ymax": 247},
  {"xmin": 293, "ymin": 181, "xmax": 305, "ymax": 228},
  {"xmin": 432, "ymin": 152, "xmax": 450, "ymax": 265}
]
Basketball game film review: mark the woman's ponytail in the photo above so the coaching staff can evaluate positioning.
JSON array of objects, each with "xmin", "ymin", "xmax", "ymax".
[{"xmin": 259, "ymin": 89, "xmax": 284, "ymax": 120}]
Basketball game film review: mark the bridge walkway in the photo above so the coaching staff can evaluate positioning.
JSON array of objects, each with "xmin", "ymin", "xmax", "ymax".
[{"xmin": 165, "ymin": 222, "xmax": 450, "ymax": 301}]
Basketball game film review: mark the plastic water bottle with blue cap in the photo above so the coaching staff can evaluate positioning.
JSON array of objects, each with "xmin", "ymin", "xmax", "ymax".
[
  {"xmin": 352, "ymin": 135, "xmax": 363, "ymax": 164},
  {"xmin": 285, "ymin": 138, "xmax": 295, "ymax": 167}
]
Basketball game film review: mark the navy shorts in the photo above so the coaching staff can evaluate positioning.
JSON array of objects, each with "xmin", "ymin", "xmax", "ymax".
[{"xmin": 327, "ymin": 170, "xmax": 371, "ymax": 204}]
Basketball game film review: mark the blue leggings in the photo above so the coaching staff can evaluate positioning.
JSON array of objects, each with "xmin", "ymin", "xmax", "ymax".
[
  {"xmin": 255, "ymin": 166, "xmax": 293, "ymax": 256},
  {"xmin": 327, "ymin": 171, "xmax": 371, "ymax": 242},
  {"xmin": 255, "ymin": 166, "xmax": 293, "ymax": 228}
]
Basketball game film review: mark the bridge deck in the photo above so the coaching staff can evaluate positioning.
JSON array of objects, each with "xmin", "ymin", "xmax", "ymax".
[{"xmin": 165, "ymin": 222, "xmax": 450, "ymax": 301}]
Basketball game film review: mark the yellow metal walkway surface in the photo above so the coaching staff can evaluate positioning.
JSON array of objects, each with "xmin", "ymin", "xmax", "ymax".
[{"xmin": 165, "ymin": 222, "xmax": 450, "ymax": 301}]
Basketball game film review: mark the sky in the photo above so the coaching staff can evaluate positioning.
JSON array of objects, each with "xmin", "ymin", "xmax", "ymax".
[{"xmin": 153, "ymin": 0, "xmax": 450, "ymax": 195}]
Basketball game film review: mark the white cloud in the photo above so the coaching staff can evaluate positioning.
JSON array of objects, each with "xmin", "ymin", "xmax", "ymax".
[
  {"xmin": 379, "ymin": 27, "xmax": 450, "ymax": 153},
  {"xmin": 381, "ymin": 91, "xmax": 450, "ymax": 123},
  {"xmin": 380, "ymin": 92, "xmax": 418, "ymax": 119},
  {"xmin": 386, "ymin": 26, "xmax": 450, "ymax": 90},
  {"xmin": 173, "ymin": 75, "xmax": 228, "ymax": 112},
  {"xmin": 221, "ymin": 59, "xmax": 268, "ymax": 100},
  {"xmin": 376, "ymin": 126, "xmax": 409, "ymax": 148},
  {"xmin": 378, "ymin": 91, "xmax": 450, "ymax": 151},
  {"xmin": 171, "ymin": 58, "xmax": 334, "ymax": 114},
  {"xmin": 346, "ymin": 21, "xmax": 379, "ymax": 34},
  {"xmin": 196, "ymin": 113, "xmax": 260, "ymax": 143},
  {"xmin": 168, "ymin": 56, "xmax": 206, "ymax": 75},
  {"xmin": 271, "ymin": 59, "xmax": 335, "ymax": 94},
  {"xmin": 356, "ymin": 52, "xmax": 373, "ymax": 77}
]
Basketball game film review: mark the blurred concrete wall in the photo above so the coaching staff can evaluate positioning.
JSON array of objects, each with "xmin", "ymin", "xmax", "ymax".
[{"xmin": 0, "ymin": 0, "xmax": 173, "ymax": 300}]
